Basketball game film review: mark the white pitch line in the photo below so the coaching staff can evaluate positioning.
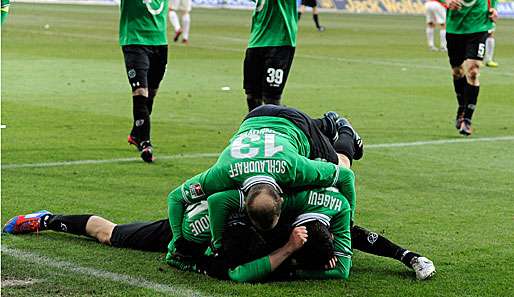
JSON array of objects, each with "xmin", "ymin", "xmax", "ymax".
[
  {"xmin": 1, "ymin": 247, "xmax": 209, "ymax": 297},
  {"xmin": 2, "ymin": 136, "xmax": 513, "ymax": 170}
]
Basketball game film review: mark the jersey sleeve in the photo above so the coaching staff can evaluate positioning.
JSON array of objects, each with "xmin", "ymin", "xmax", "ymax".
[
  {"xmin": 293, "ymin": 157, "xmax": 356, "ymax": 218},
  {"xmin": 228, "ymin": 256, "xmax": 272, "ymax": 283},
  {"xmin": 207, "ymin": 190, "xmax": 244, "ymax": 250}
]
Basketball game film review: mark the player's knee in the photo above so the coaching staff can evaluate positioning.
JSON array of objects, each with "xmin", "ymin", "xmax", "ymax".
[
  {"xmin": 132, "ymin": 87, "xmax": 148, "ymax": 97},
  {"xmin": 466, "ymin": 63, "xmax": 480, "ymax": 82},
  {"xmin": 451, "ymin": 67, "xmax": 464, "ymax": 79}
]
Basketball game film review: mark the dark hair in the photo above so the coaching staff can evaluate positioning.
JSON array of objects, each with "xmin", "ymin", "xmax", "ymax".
[
  {"xmin": 293, "ymin": 220, "xmax": 334, "ymax": 269},
  {"xmin": 245, "ymin": 183, "xmax": 282, "ymax": 231}
]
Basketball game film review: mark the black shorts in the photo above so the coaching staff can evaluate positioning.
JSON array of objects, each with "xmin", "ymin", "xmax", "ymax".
[
  {"xmin": 122, "ymin": 45, "xmax": 168, "ymax": 91},
  {"xmin": 446, "ymin": 31, "xmax": 488, "ymax": 67},
  {"xmin": 110, "ymin": 219, "xmax": 172, "ymax": 252},
  {"xmin": 301, "ymin": 0, "xmax": 317, "ymax": 7},
  {"xmin": 243, "ymin": 46, "xmax": 296, "ymax": 100},
  {"xmin": 245, "ymin": 105, "xmax": 339, "ymax": 164}
]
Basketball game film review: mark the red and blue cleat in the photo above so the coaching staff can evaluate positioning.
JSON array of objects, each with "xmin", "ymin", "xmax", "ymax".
[{"xmin": 3, "ymin": 210, "xmax": 51, "ymax": 234}]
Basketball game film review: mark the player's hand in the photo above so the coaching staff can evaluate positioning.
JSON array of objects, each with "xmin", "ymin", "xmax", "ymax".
[
  {"xmin": 447, "ymin": 0, "xmax": 462, "ymax": 10},
  {"xmin": 324, "ymin": 256, "xmax": 338, "ymax": 269},
  {"xmin": 489, "ymin": 8, "xmax": 498, "ymax": 22},
  {"xmin": 286, "ymin": 226, "xmax": 308, "ymax": 252}
]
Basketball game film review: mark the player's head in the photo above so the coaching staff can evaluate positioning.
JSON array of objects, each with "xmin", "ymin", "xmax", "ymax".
[
  {"xmin": 293, "ymin": 220, "xmax": 334, "ymax": 269},
  {"xmin": 245, "ymin": 183, "xmax": 283, "ymax": 231}
]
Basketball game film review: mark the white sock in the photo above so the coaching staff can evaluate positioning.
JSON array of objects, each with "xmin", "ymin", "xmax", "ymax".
[
  {"xmin": 182, "ymin": 14, "xmax": 190, "ymax": 40},
  {"xmin": 426, "ymin": 27, "xmax": 435, "ymax": 48},
  {"xmin": 485, "ymin": 37, "xmax": 495, "ymax": 62},
  {"xmin": 440, "ymin": 29, "xmax": 446, "ymax": 49},
  {"xmin": 169, "ymin": 10, "xmax": 181, "ymax": 32}
]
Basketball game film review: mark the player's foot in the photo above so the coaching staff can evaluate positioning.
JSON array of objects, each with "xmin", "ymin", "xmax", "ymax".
[
  {"xmin": 128, "ymin": 135, "xmax": 142, "ymax": 151},
  {"xmin": 429, "ymin": 46, "xmax": 438, "ymax": 51},
  {"xmin": 459, "ymin": 119, "xmax": 472, "ymax": 136},
  {"xmin": 317, "ymin": 26, "xmax": 325, "ymax": 32},
  {"xmin": 140, "ymin": 140, "xmax": 155, "ymax": 163},
  {"xmin": 455, "ymin": 113, "xmax": 464, "ymax": 130},
  {"xmin": 485, "ymin": 60, "xmax": 499, "ymax": 68},
  {"xmin": 336, "ymin": 117, "xmax": 364, "ymax": 160},
  {"xmin": 410, "ymin": 256, "xmax": 436, "ymax": 280},
  {"xmin": 3, "ymin": 210, "xmax": 51, "ymax": 234},
  {"xmin": 182, "ymin": 39, "xmax": 189, "ymax": 45},
  {"xmin": 173, "ymin": 29, "xmax": 183, "ymax": 42},
  {"xmin": 439, "ymin": 46, "xmax": 447, "ymax": 52},
  {"xmin": 322, "ymin": 111, "xmax": 340, "ymax": 143}
]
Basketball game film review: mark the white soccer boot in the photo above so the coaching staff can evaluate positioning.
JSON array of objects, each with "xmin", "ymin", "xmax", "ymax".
[{"xmin": 411, "ymin": 256, "xmax": 436, "ymax": 280}]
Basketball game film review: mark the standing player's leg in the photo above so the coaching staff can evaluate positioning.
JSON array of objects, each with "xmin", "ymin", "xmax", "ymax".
[
  {"xmin": 122, "ymin": 45, "xmax": 154, "ymax": 162},
  {"xmin": 168, "ymin": 0, "xmax": 182, "ymax": 42},
  {"xmin": 484, "ymin": 29, "xmax": 498, "ymax": 67},
  {"xmin": 261, "ymin": 46, "xmax": 296, "ymax": 106},
  {"xmin": 298, "ymin": 4, "xmax": 306, "ymax": 19},
  {"xmin": 436, "ymin": 4, "xmax": 447, "ymax": 51},
  {"xmin": 425, "ymin": 2, "xmax": 437, "ymax": 51},
  {"xmin": 351, "ymin": 225, "xmax": 436, "ymax": 280},
  {"xmin": 244, "ymin": 48, "xmax": 264, "ymax": 111},
  {"xmin": 312, "ymin": 5, "xmax": 324, "ymax": 32},
  {"xmin": 179, "ymin": 0, "xmax": 192, "ymax": 44},
  {"xmin": 446, "ymin": 33, "xmax": 468, "ymax": 131}
]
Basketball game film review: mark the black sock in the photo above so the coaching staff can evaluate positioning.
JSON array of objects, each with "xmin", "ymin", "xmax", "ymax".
[
  {"xmin": 334, "ymin": 127, "xmax": 355, "ymax": 162},
  {"xmin": 298, "ymin": 12, "xmax": 302, "ymax": 20},
  {"xmin": 246, "ymin": 96, "xmax": 263, "ymax": 112},
  {"xmin": 132, "ymin": 95, "xmax": 151, "ymax": 142},
  {"xmin": 313, "ymin": 14, "xmax": 320, "ymax": 29},
  {"xmin": 147, "ymin": 89, "xmax": 157, "ymax": 115},
  {"xmin": 463, "ymin": 84, "xmax": 479, "ymax": 120},
  {"xmin": 453, "ymin": 77, "xmax": 467, "ymax": 119},
  {"xmin": 351, "ymin": 225, "xmax": 420, "ymax": 268},
  {"xmin": 40, "ymin": 214, "xmax": 93, "ymax": 237}
]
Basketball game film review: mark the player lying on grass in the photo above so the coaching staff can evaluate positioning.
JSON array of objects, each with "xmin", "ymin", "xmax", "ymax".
[
  {"xmin": 3, "ymin": 187, "xmax": 434, "ymax": 281},
  {"xmin": 167, "ymin": 105, "xmax": 363, "ymax": 258}
]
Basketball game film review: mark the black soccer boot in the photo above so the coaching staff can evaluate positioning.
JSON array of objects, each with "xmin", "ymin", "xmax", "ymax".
[
  {"xmin": 128, "ymin": 135, "xmax": 143, "ymax": 151},
  {"xmin": 140, "ymin": 140, "xmax": 155, "ymax": 163},
  {"xmin": 336, "ymin": 117, "xmax": 364, "ymax": 160},
  {"xmin": 321, "ymin": 111, "xmax": 340, "ymax": 144}
]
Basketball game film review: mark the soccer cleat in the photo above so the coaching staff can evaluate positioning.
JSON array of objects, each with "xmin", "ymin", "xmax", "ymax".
[
  {"xmin": 3, "ymin": 210, "xmax": 51, "ymax": 234},
  {"xmin": 336, "ymin": 117, "xmax": 364, "ymax": 160},
  {"xmin": 455, "ymin": 113, "xmax": 464, "ymax": 130},
  {"xmin": 317, "ymin": 26, "xmax": 326, "ymax": 32},
  {"xmin": 140, "ymin": 140, "xmax": 155, "ymax": 163},
  {"xmin": 173, "ymin": 29, "xmax": 183, "ymax": 42},
  {"xmin": 128, "ymin": 135, "xmax": 142, "ymax": 151},
  {"xmin": 182, "ymin": 39, "xmax": 189, "ymax": 45},
  {"xmin": 429, "ymin": 46, "xmax": 438, "ymax": 51},
  {"xmin": 440, "ymin": 47, "xmax": 448, "ymax": 52},
  {"xmin": 485, "ymin": 60, "xmax": 499, "ymax": 68},
  {"xmin": 410, "ymin": 256, "xmax": 436, "ymax": 280},
  {"xmin": 459, "ymin": 119, "xmax": 473, "ymax": 136},
  {"xmin": 322, "ymin": 111, "xmax": 340, "ymax": 143}
]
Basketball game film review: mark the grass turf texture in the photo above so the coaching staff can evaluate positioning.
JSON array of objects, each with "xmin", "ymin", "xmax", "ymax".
[{"xmin": 2, "ymin": 3, "xmax": 514, "ymax": 296}]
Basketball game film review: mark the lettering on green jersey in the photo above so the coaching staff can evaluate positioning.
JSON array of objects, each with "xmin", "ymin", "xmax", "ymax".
[
  {"xmin": 228, "ymin": 160, "xmax": 287, "ymax": 178},
  {"xmin": 307, "ymin": 191, "xmax": 343, "ymax": 211},
  {"xmin": 230, "ymin": 130, "xmax": 284, "ymax": 159},
  {"xmin": 190, "ymin": 215, "xmax": 210, "ymax": 236}
]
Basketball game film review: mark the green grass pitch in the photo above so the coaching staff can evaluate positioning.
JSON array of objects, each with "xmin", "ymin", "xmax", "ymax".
[{"xmin": 2, "ymin": 3, "xmax": 514, "ymax": 296}]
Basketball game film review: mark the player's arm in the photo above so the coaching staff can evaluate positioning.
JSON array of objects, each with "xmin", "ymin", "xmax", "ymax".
[
  {"xmin": 207, "ymin": 190, "xmax": 243, "ymax": 250},
  {"xmin": 294, "ymin": 157, "xmax": 357, "ymax": 218},
  {"xmin": 228, "ymin": 226, "xmax": 308, "ymax": 283}
]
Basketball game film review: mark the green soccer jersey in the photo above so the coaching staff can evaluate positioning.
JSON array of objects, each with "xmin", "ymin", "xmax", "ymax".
[
  {"xmin": 248, "ymin": 0, "xmax": 298, "ymax": 48},
  {"xmin": 167, "ymin": 116, "xmax": 356, "ymax": 248},
  {"xmin": 167, "ymin": 189, "xmax": 352, "ymax": 282},
  {"xmin": 1, "ymin": 0, "xmax": 9, "ymax": 24},
  {"xmin": 119, "ymin": 0, "xmax": 168, "ymax": 46},
  {"xmin": 446, "ymin": 0, "xmax": 496, "ymax": 34},
  {"xmin": 206, "ymin": 188, "xmax": 352, "ymax": 282}
]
